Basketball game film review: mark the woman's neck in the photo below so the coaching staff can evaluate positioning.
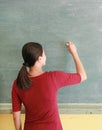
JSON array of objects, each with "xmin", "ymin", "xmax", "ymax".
[{"xmin": 28, "ymin": 66, "xmax": 44, "ymax": 77}]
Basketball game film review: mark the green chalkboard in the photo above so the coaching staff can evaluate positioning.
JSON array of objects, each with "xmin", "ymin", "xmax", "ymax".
[{"xmin": 0, "ymin": 0, "xmax": 102, "ymax": 103}]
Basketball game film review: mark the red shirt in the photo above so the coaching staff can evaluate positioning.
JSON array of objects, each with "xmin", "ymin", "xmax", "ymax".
[{"xmin": 12, "ymin": 71, "xmax": 81, "ymax": 130}]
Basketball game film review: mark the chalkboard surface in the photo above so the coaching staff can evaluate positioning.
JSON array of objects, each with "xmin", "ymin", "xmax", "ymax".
[{"xmin": 0, "ymin": 0, "xmax": 102, "ymax": 103}]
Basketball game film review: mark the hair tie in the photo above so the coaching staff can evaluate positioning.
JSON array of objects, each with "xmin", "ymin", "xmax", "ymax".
[{"xmin": 23, "ymin": 63, "xmax": 27, "ymax": 66}]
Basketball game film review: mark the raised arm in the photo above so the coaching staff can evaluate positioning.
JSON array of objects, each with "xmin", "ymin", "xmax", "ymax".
[{"xmin": 67, "ymin": 41, "xmax": 87, "ymax": 82}]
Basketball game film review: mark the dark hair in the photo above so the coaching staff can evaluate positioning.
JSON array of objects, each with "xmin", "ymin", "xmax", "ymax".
[{"xmin": 17, "ymin": 42, "xmax": 43, "ymax": 90}]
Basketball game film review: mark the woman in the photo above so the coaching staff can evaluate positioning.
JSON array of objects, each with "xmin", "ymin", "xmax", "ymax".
[{"xmin": 11, "ymin": 41, "xmax": 87, "ymax": 130}]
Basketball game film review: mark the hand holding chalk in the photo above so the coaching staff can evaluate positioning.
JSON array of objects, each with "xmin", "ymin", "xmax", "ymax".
[{"xmin": 66, "ymin": 41, "xmax": 77, "ymax": 55}]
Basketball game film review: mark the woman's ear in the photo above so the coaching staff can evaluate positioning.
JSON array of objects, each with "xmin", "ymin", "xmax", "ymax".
[{"xmin": 37, "ymin": 56, "xmax": 42, "ymax": 63}]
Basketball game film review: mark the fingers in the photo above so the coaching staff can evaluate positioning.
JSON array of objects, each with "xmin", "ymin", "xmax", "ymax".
[
  {"xmin": 66, "ymin": 41, "xmax": 73, "ymax": 46},
  {"xmin": 66, "ymin": 41, "xmax": 77, "ymax": 54}
]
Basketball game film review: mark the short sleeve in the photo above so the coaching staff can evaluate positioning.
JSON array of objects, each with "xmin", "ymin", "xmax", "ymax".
[
  {"xmin": 51, "ymin": 71, "xmax": 81, "ymax": 89},
  {"xmin": 11, "ymin": 81, "xmax": 22, "ymax": 112}
]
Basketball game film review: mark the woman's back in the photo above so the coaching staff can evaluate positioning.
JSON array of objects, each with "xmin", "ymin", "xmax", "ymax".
[{"xmin": 12, "ymin": 71, "xmax": 81, "ymax": 130}]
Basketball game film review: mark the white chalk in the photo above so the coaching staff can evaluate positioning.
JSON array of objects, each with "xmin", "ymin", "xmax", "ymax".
[{"xmin": 66, "ymin": 43, "xmax": 69, "ymax": 46}]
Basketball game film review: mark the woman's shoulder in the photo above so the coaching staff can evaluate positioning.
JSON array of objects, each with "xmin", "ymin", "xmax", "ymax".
[
  {"xmin": 45, "ymin": 70, "xmax": 67, "ymax": 78},
  {"xmin": 46, "ymin": 70, "xmax": 66, "ymax": 74}
]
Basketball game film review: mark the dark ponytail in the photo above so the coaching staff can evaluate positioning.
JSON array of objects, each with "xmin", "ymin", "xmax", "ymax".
[
  {"xmin": 17, "ymin": 65, "xmax": 32, "ymax": 90},
  {"xmin": 17, "ymin": 42, "xmax": 43, "ymax": 90}
]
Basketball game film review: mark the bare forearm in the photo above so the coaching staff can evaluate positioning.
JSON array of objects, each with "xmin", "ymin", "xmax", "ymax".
[
  {"xmin": 72, "ymin": 52, "xmax": 87, "ymax": 82},
  {"xmin": 13, "ymin": 111, "xmax": 22, "ymax": 130},
  {"xmin": 13, "ymin": 118, "xmax": 22, "ymax": 130}
]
